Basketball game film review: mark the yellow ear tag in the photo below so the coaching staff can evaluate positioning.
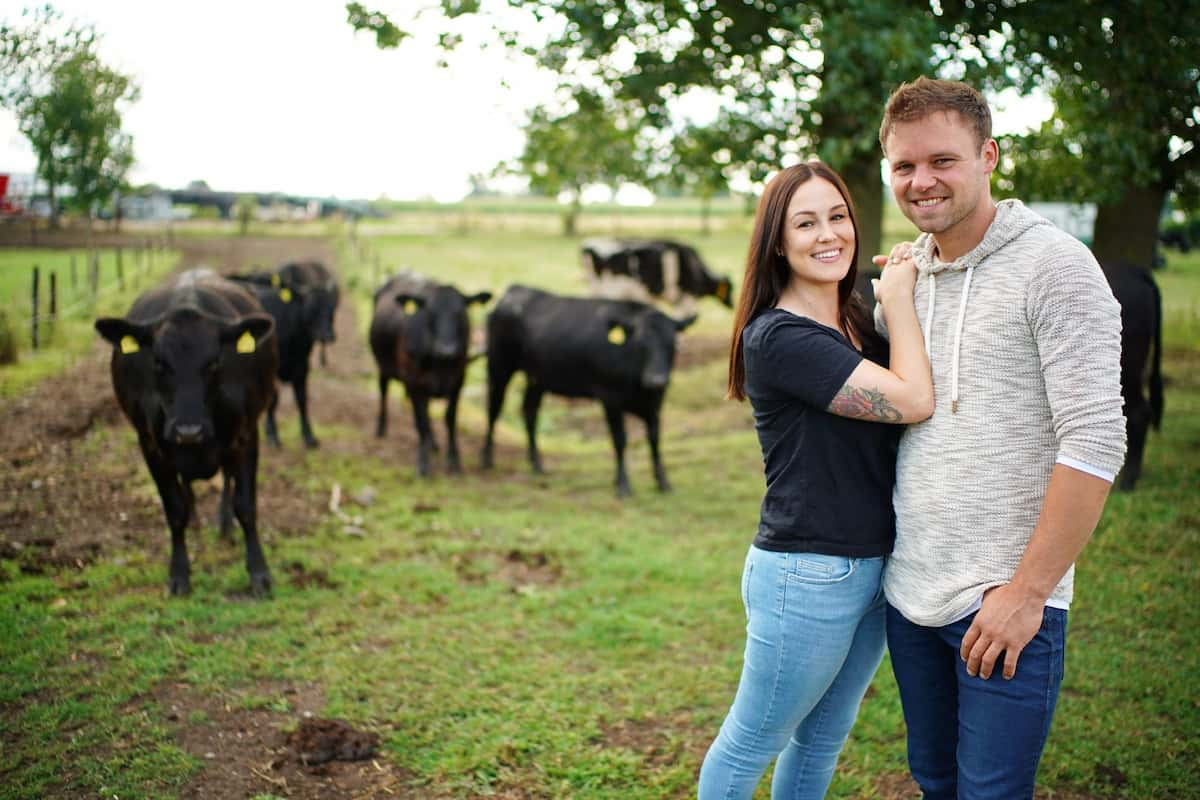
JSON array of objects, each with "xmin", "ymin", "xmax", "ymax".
[
  {"xmin": 270, "ymin": 274, "xmax": 280, "ymax": 287},
  {"xmin": 119, "ymin": 335, "xmax": 140, "ymax": 354},
  {"xmin": 236, "ymin": 331, "xmax": 256, "ymax": 354},
  {"xmin": 608, "ymin": 326, "xmax": 626, "ymax": 345},
  {"xmin": 404, "ymin": 299, "xmax": 418, "ymax": 315},
  {"xmin": 279, "ymin": 287, "xmax": 293, "ymax": 303}
]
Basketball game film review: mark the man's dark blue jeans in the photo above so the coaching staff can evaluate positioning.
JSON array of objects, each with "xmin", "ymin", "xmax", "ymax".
[{"xmin": 886, "ymin": 602, "xmax": 1068, "ymax": 800}]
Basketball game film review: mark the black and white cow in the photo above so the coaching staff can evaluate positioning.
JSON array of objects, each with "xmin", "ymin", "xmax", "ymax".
[
  {"xmin": 481, "ymin": 285, "xmax": 697, "ymax": 497},
  {"xmin": 1102, "ymin": 261, "xmax": 1164, "ymax": 491},
  {"xmin": 369, "ymin": 270, "xmax": 491, "ymax": 477},
  {"xmin": 582, "ymin": 238, "xmax": 733, "ymax": 311},
  {"xmin": 95, "ymin": 269, "xmax": 278, "ymax": 596},
  {"xmin": 229, "ymin": 260, "xmax": 338, "ymax": 449}
]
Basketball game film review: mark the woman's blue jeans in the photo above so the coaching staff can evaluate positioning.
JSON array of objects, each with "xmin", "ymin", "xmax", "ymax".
[{"xmin": 698, "ymin": 545, "xmax": 887, "ymax": 800}]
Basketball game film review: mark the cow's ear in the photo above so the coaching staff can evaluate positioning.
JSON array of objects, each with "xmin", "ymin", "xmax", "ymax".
[
  {"xmin": 465, "ymin": 291, "xmax": 492, "ymax": 306},
  {"xmin": 606, "ymin": 320, "xmax": 629, "ymax": 346},
  {"xmin": 715, "ymin": 278, "xmax": 733, "ymax": 306},
  {"xmin": 95, "ymin": 317, "xmax": 152, "ymax": 353},
  {"xmin": 674, "ymin": 313, "xmax": 699, "ymax": 332},
  {"xmin": 220, "ymin": 313, "xmax": 275, "ymax": 353},
  {"xmin": 395, "ymin": 294, "xmax": 425, "ymax": 314}
]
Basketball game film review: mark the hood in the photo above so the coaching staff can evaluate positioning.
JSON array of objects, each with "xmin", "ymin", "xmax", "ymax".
[
  {"xmin": 912, "ymin": 199, "xmax": 1053, "ymax": 277},
  {"xmin": 912, "ymin": 199, "xmax": 1053, "ymax": 415}
]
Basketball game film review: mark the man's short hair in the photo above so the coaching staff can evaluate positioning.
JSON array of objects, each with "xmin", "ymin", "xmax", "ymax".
[{"xmin": 879, "ymin": 77, "xmax": 993, "ymax": 155}]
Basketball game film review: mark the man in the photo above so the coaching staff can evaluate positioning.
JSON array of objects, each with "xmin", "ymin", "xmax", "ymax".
[{"xmin": 875, "ymin": 77, "xmax": 1126, "ymax": 799}]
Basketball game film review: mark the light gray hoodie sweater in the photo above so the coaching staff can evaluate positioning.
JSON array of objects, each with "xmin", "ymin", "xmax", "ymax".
[{"xmin": 878, "ymin": 199, "xmax": 1126, "ymax": 627}]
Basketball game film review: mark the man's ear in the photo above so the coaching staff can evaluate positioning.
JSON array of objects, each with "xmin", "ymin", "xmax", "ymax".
[{"xmin": 982, "ymin": 138, "xmax": 1000, "ymax": 172}]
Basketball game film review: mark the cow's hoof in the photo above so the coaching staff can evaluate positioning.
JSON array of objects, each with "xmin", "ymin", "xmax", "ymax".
[
  {"xmin": 616, "ymin": 484, "xmax": 633, "ymax": 499},
  {"xmin": 447, "ymin": 460, "xmax": 463, "ymax": 474},
  {"xmin": 304, "ymin": 437, "xmax": 320, "ymax": 450},
  {"xmin": 267, "ymin": 437, "xmax": 282, "ymax": 449},
  {"xmin": 656, "ymin": 481, "xmax": 673, "ymax": 494},
  {"xmin": 250, "ymin": 573, "xmax": 273, "ymax": 597},
  {"xmin": 168, "ymin": 576, "xmax": 191, "ymax": 596}
]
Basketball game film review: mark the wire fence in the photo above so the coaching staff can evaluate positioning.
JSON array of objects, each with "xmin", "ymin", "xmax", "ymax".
[{"xmin": 6, "ymin": 239, "xmax": 174, "ymax": 351}]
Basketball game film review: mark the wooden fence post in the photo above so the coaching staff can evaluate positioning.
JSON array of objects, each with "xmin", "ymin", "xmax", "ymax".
[
  {"xmin": 90, "ymin": 254, "xmax": 99, "ymax": 297},
  {"xmin": 31, "ymin": 265, "xmax": 39, "ymax": 350},
  {"xmin": 116, "ymin": 250, "xmax": 125, "ymax": 290},
  {"xmin": 49, "ymin": 272, "xmax": 57, "ymax": 333},
  {"xmin": 70, "ymin": 255, "xmax": 78, "ymax": 291}
]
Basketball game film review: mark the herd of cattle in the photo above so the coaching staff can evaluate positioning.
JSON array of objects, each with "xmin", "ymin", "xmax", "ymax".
[{"xmin": 90, "ymin": 239, "xmax": 1164, "ymax": 596}]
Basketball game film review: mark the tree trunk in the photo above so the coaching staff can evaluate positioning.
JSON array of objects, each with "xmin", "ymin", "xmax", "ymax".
[
  {"xmin": 840, "ymin": 152, "xmax": 884, "ymax": 272},
  {"xmin": 562, "ymin": 195, "xmax": 581, "ymax": 237},
  {"xmin": 1090, "ymin": 183, "xmax": 1167, "ymax": 268}
]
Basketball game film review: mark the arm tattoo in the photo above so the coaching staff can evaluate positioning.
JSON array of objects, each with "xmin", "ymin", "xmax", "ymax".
[{"xmin": 827, "ymin": 384, "xmax": 903, "ymax": 422}]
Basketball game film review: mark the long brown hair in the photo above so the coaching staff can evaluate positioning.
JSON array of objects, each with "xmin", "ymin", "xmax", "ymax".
[{"xmin": 727, "ymin": 160, "xmax": 879, "ymax": 401}]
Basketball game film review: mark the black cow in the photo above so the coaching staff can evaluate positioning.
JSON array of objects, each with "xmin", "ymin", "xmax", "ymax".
[
  {"xmin": 369, "ymin": 270, "xmax": 491, "ymax": 476},
  {"xmin": 582, "ymin": 238, "xmax": 733, "ymax": 310},
  {"xmin": 482, "ymin": 285, "xmax": 697, "ymax": 497},
  {"xmin": 95, "ymin": 269, "xmax": 278, "ymax": 596},
  {"xmin": 229, "ymin": 260, "xmax": 338, "ymax": 448},
  {"xmin": 1102, "ymin": 261, "xmax": 1164, "ymax": 491}
]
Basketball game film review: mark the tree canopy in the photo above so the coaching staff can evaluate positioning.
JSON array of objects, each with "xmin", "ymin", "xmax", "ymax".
[
  {"xmin": 509, "ymin": 89, "xmax": 645, "ymax": 235},
  {"xmin": 0, "ymin": 4, "xmax": 138, "ymax": 224}
]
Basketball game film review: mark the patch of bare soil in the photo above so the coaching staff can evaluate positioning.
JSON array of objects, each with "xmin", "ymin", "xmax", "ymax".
[
  {"xmin": 144, "ymin": 679, "xmax": 422, "ymax": 799},
  {"xmin": 675, "ymin": 331, "xmax": 729, "ymax": 372},
  {"xmin": 451, "ymin": 547, "xmax": 563, "ymax": 592}
]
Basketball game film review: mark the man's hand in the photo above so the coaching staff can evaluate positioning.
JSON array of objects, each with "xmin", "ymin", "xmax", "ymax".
[{"xmin": 960, "ymin": 583, "xmax": 1046, "ymax": 680}]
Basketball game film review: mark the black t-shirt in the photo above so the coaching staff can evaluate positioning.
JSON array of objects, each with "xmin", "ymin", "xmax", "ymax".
[{"xmin": 742, "ymin": 309, "xmax": 901, "ymax": 557}]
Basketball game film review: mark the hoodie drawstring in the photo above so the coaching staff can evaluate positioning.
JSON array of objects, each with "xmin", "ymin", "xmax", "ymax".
[{"xmin": 923, "ymin": 267, "xmax": 975, "ymax": 414}]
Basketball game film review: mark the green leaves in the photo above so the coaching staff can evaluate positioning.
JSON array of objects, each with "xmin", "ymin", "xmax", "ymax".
[{"xmin": 345, "ymin": 2, "xmax": 410, "ymax": 50}]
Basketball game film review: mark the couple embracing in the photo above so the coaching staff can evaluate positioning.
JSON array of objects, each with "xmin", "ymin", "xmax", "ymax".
[{"xmin": 699, "ymin": 78, "xmax": 1127, "ymax": 800}]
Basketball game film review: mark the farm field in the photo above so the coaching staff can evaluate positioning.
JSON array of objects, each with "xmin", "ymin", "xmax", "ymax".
[{"xmin": 0, "ymin": 213, "xmax": 1196, "ymax": 799}]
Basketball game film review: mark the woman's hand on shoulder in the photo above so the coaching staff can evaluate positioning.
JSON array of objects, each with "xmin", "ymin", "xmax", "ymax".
[{"xmin": 870, "ymin": 242, "xmax": 918, "ymax": 309}]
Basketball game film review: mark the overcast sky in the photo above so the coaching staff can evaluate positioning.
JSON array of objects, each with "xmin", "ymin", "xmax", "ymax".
[{"xmin": 0, "ymin": 2, "xmax": 1052, "ymax": 203}]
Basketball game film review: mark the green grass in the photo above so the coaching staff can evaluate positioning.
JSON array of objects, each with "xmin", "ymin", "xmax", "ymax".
[
  {"xmin": 0, "ymin": 245, "xmax": 180, "ymax": 397},
  {"xmin": 0, "ymin": 220, "xmax": 1196, "ymax": 799}
]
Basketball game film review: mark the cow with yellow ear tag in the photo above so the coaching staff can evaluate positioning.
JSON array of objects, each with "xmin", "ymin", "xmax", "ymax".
[
  {"xmin": 369, "ymin": 269, "xmax": 492, "ymax": 478},
  {"xmin": 94, "ymin": 268, "xmax": 278, "ymax": 597},
  {"xmin": 483, "ymin": 284, "xmax": 697, "ymax": 497}
]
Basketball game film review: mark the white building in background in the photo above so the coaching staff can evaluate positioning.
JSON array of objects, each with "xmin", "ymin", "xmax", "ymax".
[{"xmin": 1027, "ymin": 202, "xmax": 1097, "ymax": 244}]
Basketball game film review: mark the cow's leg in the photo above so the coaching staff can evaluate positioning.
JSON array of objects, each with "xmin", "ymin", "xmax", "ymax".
[
  {"xmin": 445, "ymin": 382, "xmax": 464, "ymax": 474},
  {"xmin": 482, "ymin": 362, "xmax": 515, "ymax": 470},
  {"xmin": 293, "ymin": 369, "xmax": 319, "ymax": 449},
  {"xmin": 1119, "ymin": 391, "xmax": 1149, "ymax": 491},
  {"xmin": 376, "ymin": 374, "xmax": 389, "ymax": 438},
  {"xmin": 229, "ymin": 442, "xmax": 272, "ymax": 596},
  {"xmin": 144, "ymin": 451, "xmax": 193, "ymax": 596},
  {"xmin": 218, "ymin": 471, "xmax": 235, "ymax": 540},
  {"xmin": 644, "ymin": 408, "xmax": 672, "ymax": 493},
  {"xmin": 522, "ymin": 383, "xmax": 546, "ymax": 474},
  {"xmin": 602, "ymin": 401, "xmax": 632, "ymax": 497},
  {"xmin": 409, "ymin": 389, "xmax": 436, "ymax": 477},
  {"xmin": 264, "ymin": 388, "xmax": 282, "ymax": 448}
]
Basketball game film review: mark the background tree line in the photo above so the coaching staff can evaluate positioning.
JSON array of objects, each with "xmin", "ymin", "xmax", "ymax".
[
  {"xmin": 350, "ymin": 0, "xmax": 1198, "ymax": 267},
  {"xmin": 0, "ymin": 4, "xmax": 139, "ymax": 229}
]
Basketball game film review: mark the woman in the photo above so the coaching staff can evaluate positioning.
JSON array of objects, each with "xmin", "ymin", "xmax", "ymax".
[{"xmin": 698, "ymin": 161, "xmax": 932, "ymax": 800}]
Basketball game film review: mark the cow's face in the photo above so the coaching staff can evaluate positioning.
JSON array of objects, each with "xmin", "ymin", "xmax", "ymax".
[
  {"xmin": 96, "ymin": 310, "xmax": 274, "ymax": 448},
  {"xmin": 300, "ymin": 281, "xmax": 339, "ymax": 344},
  {"xmin": 397, "ymin": 286, "xmax": 491, "ymax": 364},
  {"xmin": 609, "ymin": 310, "xmax": 698, "ymax": 390}
]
